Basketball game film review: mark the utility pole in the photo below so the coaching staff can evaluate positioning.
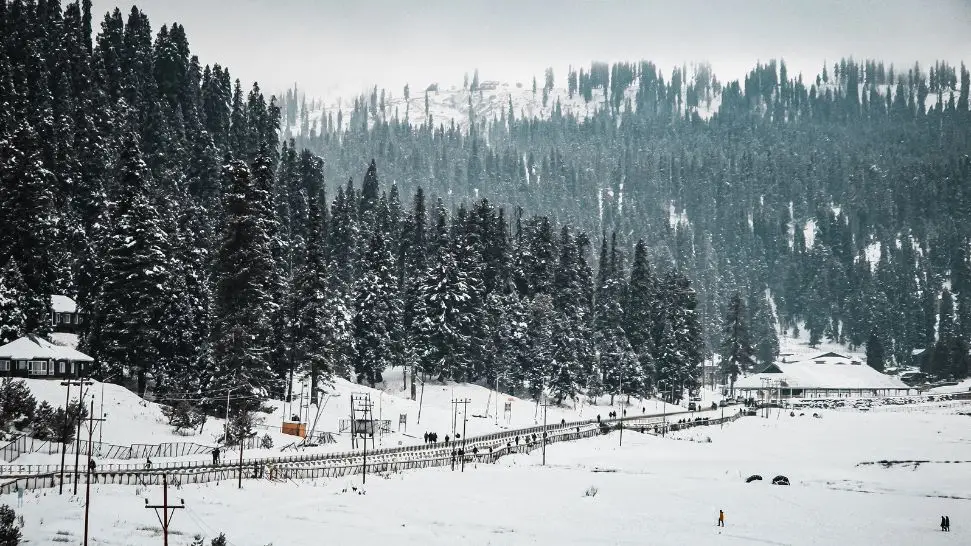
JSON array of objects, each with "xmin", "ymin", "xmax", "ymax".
[
  {"xmin": 658, "ymin": 381, "xmax": 668, "ymax": 438},
  {"xmin": 59, "ymin": 377, "xmax": 91, "ymax": 495},
  {"xmin": 236, "ymin": 412, "xmax": 256, "ymax": 490},
  {"xmin": 83, "ymin": 399, "xmax": 106, "ymax": 546},
  {"xmin": 452, "ymin": 398, "xmax": 471, "ymax": 472},
  {"xmin": 144, "ymin": 474, "xmax": 184, "ymax": 546},
  {"xmin": 223, "ymin": 386, "xmax": 234, "ymax": 444},
  {"xmin": 351, "ymin": 394, "xmax": 374, "ymax": 484},
  {"xmin": 540, "ymin": 400, "xmax": 552, "ymax": 465}
]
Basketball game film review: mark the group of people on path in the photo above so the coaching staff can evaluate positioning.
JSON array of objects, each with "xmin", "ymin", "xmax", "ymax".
[{"xmin": 423, "ymin": 431, "xmax": 460, "ymax": 445}]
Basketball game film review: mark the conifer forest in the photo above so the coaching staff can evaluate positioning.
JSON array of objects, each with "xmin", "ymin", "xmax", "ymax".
[{"xmin": 1, "ymin": 1, "xmax": 969, "ymax": 414}]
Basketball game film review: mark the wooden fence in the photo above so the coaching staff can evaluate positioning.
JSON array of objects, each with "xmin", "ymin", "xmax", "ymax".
[{"xmin": 0, "ymin": 409, "xmax": 745, "ymax": 493}]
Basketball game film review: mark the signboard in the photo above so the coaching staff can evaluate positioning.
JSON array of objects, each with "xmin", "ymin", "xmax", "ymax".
[
  {"xmin": 398, "ymin": 413, "xmax": 407, "ymax": 433},
  {"xmin": 353, "ymin": 419, "xmax": 375, "ymax": 436}
]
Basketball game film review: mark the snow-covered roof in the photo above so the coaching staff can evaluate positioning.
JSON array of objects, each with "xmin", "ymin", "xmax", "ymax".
[
  {"xmin": 50, "ymin": 295, "xmax": 78, "ymax": 314},
  {"xmin": 0, "ymin": 334, "xmax": 94, "ymax": 362},
  {"xmin": 736, "ymin": 352, "xmax": 908, "ymax": 390}
]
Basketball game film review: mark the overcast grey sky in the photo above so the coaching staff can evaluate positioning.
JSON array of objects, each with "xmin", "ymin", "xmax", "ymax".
[{"xmin": 91, "ymin": 0, "xmax": 971, "ymax": 98}]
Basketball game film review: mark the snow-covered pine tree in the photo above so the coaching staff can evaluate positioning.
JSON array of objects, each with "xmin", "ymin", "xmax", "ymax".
[
  {"xmin": 549, "ymin": 227, "xmax": 587, "ymax": 405},
  {"xmin": 0, "ymin": 123, "xmax": 59, "ymax": 335},
  {"xmin": 352, "ymin": 196, "xmax": 399, "ymax": 387},
  {"xmin": 250, "ymin": 143, "xmax": 288, "ymax": 397},
  {"xmin": 667, "ymin": 271, "xmax": 704, "ymax": 395},
  {"xmin": 210, "ymin": 160, "xmax": 277, "ymax": 410},
  {"xmin": 720, "ymin": 292, "xmax": 754, "ymax": 395},
  {"xmin": 452, "ymin": 204, "xmax": 487, "ymax": 381},
  {"xmin": 154, "ymin": 192, "xmax": 214, "ymax": 400},
  {"xmin": 401, "ymin": 188, "xmax": 428, "ymax": 397},
  {"xmin": 593, "ymin": 232, "xmax": 634, "ymax": 403},
  {"xmin": 86, "ymin": 135, "xmax": 171, "ymax": 394},
  {"xmin": 625, "ymin": 240, "xmax": 658, "ymax": 392},
  {"xmin": 526, "ymin": 293, "xmax": 555, "ymax": 401},
  {"xmin": 865, "ymin": 331, "xmax": 885, "ymax": 372},
  {"xmin": 750, "ymin": 289, "xmax": 780, "ymax": 368},
  {"xmin": 416, "ymin": 200, "xmax": 469, "ymax": 381},
  {"xmin": 0, "ymin": 259, "xmax": 28, "ymax": 344},
  {"xmin": 292, "ymin": 189, "xmax": 332, "ymax": 400}
]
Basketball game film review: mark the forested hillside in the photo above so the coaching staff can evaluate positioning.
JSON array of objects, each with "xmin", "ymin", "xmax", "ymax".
[
  {"xmin": 0, "ymin": 1, "xmax": 967, "ymax": 418},
  {"xmin": 283, "ymin": 58, "xmax": 971, "ymax": 379},
  {"xmin": 0, "ymin": 1, "xmax": 708, "ymax": 411}
]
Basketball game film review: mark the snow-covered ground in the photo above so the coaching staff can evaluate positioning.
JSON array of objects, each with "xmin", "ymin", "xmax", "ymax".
[
  {"xmin": 6, "ymin": 399, "xmax": 969, "ymax": 544},
  {"xmin": 7, "ymin": 374, "xmax": 686, "ymax": 466}
]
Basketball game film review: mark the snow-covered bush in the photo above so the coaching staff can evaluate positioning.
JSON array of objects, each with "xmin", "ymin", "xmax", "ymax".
[
  {"xmin": 584, "ymin": 486, "xmax": 599, "ymax": 497},
  {"xmin": 260, "ymin": 433, "xmax": 273, "ymax": 449},
  {"xmin": 211, "ymin": 533, "xmax": 227, "ymax": 546},
  {"xmin": 161, "ymin": 402, "xmax": 205, "ymax": 434},
  {"xmin": 0, "ymin": 504, "xmax": 22, "ymax": 545},
  {"xmin": 0, "ymin": 379, "xmax": 35, "ymax": 432}
]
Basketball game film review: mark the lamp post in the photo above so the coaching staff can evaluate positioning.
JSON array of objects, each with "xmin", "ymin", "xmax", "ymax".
[{"xmin": 658, "ymin": 380, "xmax": 668, "ymax": 438}]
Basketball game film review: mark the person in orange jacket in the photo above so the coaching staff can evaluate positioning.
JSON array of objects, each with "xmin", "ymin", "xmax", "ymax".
[{"xmin": 718, "ymin": 509, "xmax": 725, "ymax": 527}]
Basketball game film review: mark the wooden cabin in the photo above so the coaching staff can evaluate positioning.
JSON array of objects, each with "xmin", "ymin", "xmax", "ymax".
[{"xmin": 0, "ymin": 334, "xmax": 93, "ymax": 379}]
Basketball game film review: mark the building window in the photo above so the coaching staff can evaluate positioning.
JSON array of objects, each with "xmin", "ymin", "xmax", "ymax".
[
  {"xmin": 0, "ymin": 361, "xmax": 8, "ymax": 372},
  {"xmin": 59, "ymin": 361, "xmax": 66, "ymax": 374},
  {"xmin": 16, "ymin": 360, "xmax": 26, "ymax": 370},
  {"xmin": 28, "ymin": 360, "xmax": 48, "ymax": 376}
]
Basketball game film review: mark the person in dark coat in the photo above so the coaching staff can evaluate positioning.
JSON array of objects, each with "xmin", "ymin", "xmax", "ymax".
[
  {"xmin": 718, "ymin": 510, "xmax": 725, "ymax": 527},
  {"xmin": 945, "ymin": 515, "xmax": 950, "ymax": 531},
  {"xmin": 942, "ymin": 516, "xmax": 947, "ymax": 531},
  {"xmin": 444, "ymin": 435, "xmax": 450, "ymax": 445},
  {"xmin": 596, "ymin": 414, "xmax": 601, "ymax": 423},
  {"xmin": 212, "ymin": 447, "xmax": 220, "ymax": 464},
  {"xmin": 88, "ymin": 459, "xmax": 96, "ymax": 473},
  {"xmin": 423, "ymin": 432, "xmax": 429, "ymax": 444}
]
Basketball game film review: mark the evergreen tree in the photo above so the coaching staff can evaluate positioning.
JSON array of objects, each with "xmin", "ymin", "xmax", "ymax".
[
  {"xmin": 751, "ymin": 290, "xmax": 780, "ymax": 367},
  {"xmin": 352, "ymin": 197, "xmax": 399, "ymax": 386},
  {"xmin": 87, "ymin": 135, "xmax": 170, "ymax": 396},
  {"xmin": 720, "ymin": 292, "xmax": 754, "ymax": 394},
  {"xmin": 210, "ymin": 160, "xmax": 276, "ymax": 409},
  {"xmin": 865, "ymin": 331, "xmax": 885, "ymax": 372},
  {"xmin": 0, "ymin": 260, "xmax": 28, "ymax": 344},
  {"xmin": 292, "ymin": 191, "xmax": 332, "ymax": 400},
  {"xmin": 0, "ymin": 123, "xmax": 59, "ymax": 334}
]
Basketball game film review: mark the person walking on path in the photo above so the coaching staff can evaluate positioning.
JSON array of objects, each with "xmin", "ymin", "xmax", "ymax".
[
  {"xmin": 16, "ymin": 484, "xmax": 23, "ymax": 507},
  {"xmin": 212, "ymin": 446, "xmax": 221, "ymax": 465},
  {"xmin": 942, "ymin": 516, "xmax": 947, "ymax": 531},
  {"xmin": 717, "ymin": 510, "xmax": 725, "ymax": 527},
  {"xmin": 945, "ymin": 515, "xmax": 950, "ymax": 532}
]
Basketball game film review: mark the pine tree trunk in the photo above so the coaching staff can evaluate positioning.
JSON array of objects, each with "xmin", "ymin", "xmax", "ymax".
[{"xmin": 137, "ymin": 370, "xmax": 147, "ymax": 398}]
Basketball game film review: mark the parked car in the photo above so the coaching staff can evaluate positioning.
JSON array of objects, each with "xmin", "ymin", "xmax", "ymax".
[
  {"xmin": 718, "ymin": 399, "xmax": 729, "ymax": 408},
  {"xmin": 688, "ymin": 402, "xmax": 697, "ymax": 411}
]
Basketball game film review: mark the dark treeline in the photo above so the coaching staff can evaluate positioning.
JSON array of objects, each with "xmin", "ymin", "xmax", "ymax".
[
  {"xmin": 0, "ymin": 1, "xmax": 705, "ymax": 411},
  {"xmin": 283, "ymin": 57, "xmax": 971, "ymax": 381}
]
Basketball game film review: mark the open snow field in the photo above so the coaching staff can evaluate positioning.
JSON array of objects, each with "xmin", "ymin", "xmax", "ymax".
[{"xmin": 6, "ymin": 400, "xmax": 969, "ymax": 545}]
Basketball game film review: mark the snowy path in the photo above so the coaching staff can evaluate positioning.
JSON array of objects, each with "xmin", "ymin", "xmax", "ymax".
[{"xmin": 1, "ymin": 406, "xmax": 741, "ymax": 493}]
